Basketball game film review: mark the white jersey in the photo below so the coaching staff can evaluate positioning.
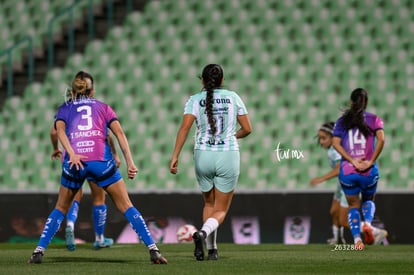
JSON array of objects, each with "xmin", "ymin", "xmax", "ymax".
[
  {"xmin": 184, "ymin": 88, "xmax": 248, "ymax": 151},
  {"xmin": 327, "ymin": 146, "xmax": 341, "ymax": 168}
]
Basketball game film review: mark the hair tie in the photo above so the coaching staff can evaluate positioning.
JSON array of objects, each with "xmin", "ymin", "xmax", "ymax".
[{"xmin": 319, "ymin": 126, "xmax": 333, "ymax": 134}]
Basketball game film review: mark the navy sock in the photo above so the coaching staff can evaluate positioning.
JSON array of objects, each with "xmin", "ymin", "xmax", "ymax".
[
  {"xmin": 362, "ymin": 200, "xmax": 376, "ymax": 224},
  {"xmin": 124, "ymin": 207, "xmax": 156, "ymax": 248},
  {"xmin": 93, "ymin": 204, "xmax": 107, "ymax": 238},
  {"xmin": 37, "ymin": 209, "xmax": 65, "ymax": 250},
  {"xmin": 348, "ymin": 208, "xmax": 361, "ymax": 239},
  {"xmin": 66, "ymin": 200, "xmax": 80, "ymax": 226}
]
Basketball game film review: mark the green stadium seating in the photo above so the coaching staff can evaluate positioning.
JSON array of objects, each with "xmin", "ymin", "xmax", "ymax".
[{"xmin": 1, "ymin": 0, "xmax": 413, "ymax": 191}]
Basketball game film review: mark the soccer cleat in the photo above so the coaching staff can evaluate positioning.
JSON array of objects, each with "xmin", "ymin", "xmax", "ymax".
[
  {"xmin": 326, "ymin": 237, "xmax": 338, "ymax": 245},
  {"xmin": 362, "ymin": 224, "xmax": 375, "ymax": 245},
  {"xmin": 355, "ymin": 240, "xmax": 365, "ymax": 251},
  {"xmin": 65, "ymin": 227, "xmax": 76, "ymax": 251},
  {"xmin": 93, "ymin": 237, "xmax": 114, "ymax": 250},
  {"xmin": 149, "ymin": 249, "xmax": 168, "ymax": 264},
  {"xmin": 27, "ymin": 251, "xmax": 43, "ymax": 264},
  {"xmin": 374, "ymin": 228, "xmax": 388, "ymax": 245},
  {"xmin": 208, "ymin": 249, "xmax": 218, "ymax": 260},
  {"xmin": 193, "ymin": 231, "xmax": 206, "ymax": 261}
]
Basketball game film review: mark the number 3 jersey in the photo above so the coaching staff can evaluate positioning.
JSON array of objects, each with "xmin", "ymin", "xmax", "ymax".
[
  {"xmin": 184, "ymin": 88, "xmax": 248, "ymax": 151},
  {"xmin": 333, "ymin": 111, "xmax": 384, "ymax": 176},
  {"xmin": 54, "ymin": 98, "xmax": 118, "ymax": 162}
]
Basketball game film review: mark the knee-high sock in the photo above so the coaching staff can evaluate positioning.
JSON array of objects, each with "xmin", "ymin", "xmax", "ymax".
[
  {"xmin": 201, "ymin": 218, "xmax": 219, "ymax": 237},
  {"xmin": 124, "ymin": 207, "xmax": 157, "ymax": 250},
  {"xmin": 66, "ymin": 200, "xmax": 80, "ymax": 229},
  {"xmin": 36, "ymin": 209, "xmax": 65, "ymax": 251},
  {"xmin": 93, "ymin": 204, "xmax": 107, "ymax": 241},
  {"xmin": 361, "ymin": 200, "xmax": 376, "ymax": 225},
  {"xmin": 332, "ymin": 224, "xmax": 339, "ymax": 240},
  {"xmin": 348, "ymin": 208, "xmax": 361, "ymax": 240},
  {"xmin": 206, "ymin": 229, "xmax": 217, "ymax": 250}
]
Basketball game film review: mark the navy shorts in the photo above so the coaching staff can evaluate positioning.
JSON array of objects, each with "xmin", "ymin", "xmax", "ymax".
[
  {"xmin": 339, "ymin": 165, "xmax": 379, "ymax": 197},
  {"xmin": 61, "ymin": 159, "xmax": 122, "ymax": 189}
]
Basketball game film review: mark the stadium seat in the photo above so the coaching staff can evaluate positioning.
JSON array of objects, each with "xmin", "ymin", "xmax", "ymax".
[{"xmin": 1, "ymin": 0, "xmax": 413, "ymax": 191}]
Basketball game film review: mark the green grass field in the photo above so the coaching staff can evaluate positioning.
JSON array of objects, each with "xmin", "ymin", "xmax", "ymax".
[{"xmin": 1, "ymin": 243, "xmax": 413, "ymax": 274}]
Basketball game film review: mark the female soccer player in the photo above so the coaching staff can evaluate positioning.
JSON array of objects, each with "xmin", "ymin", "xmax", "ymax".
[
  {"xmin": 28, "ymin": 71, "xmax": 167, "ymax": 264},
  {"xmin": 169, "ymin": 64, "xmax": 252, "ymax": 261},
  {"xmin": 50, "ymin": 126, "xmax": 118, "ymax": 251},
  {"xmin": 332, "ymin": 88, "xmax": 386, "ymax": 250},
  {"xmin": 310, "ymin": 122, "xmax": 349, "ymax": 244}
]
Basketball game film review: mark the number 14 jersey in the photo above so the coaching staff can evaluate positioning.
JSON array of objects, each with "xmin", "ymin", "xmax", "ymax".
[{"xmin": 333, "ymin": 111, "xmax": 384, "ymax": 176}]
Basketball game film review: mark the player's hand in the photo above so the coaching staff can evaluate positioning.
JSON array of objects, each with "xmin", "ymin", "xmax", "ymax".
[
  {"xmin": 68, "ymin": 154, "xmax": 88, "ymax": 170},
  {"xmin": 169, "ymin": 158, "xmax": 178, "ymax": 174},
  {"xmin": 127, "ymin": 165, "xmax": 138, "ymax": 179},
  {"xmin": 114, "ymin": 154, "xmax": 121, "ymax": 168},
  {"xmin": 356, "ymin": 159, "xmax": 373, "ymax": 172},
  {"xmin": 310, "ymin": 177, "xmax": 323, "ymax": 186},
  {"xmin": 352, "ymin": 158, "xmax": 370, "ymax": 172},
  {"xmin": 51, "ymin": 149, "xmax": 63, "ymax": 160}
]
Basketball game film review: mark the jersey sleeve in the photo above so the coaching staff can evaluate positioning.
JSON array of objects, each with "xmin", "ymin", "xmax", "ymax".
[
  {"xmin": 105, "ymin": 104, "xmax": 118, "ymax": 126},
  {"xmin": 332, "ymin": 148, "xmax": 342, "ymax": 162},
  {"xmin": 183, "ymin": 96, "xmax": 196, "ymax": 115},
  {"xmin": 54, "ymin": 103, "xmax": 68, "ymax": 126},
  {"xmin": 333, "ymin": 118, "xmax": 345, "ymax": 138},
  {"xmin": 234, "ymin": 93, "xmax": 248, "ymax": 115},
  {"xmin": 373, "ymin": 115, "xmax": 384, "ymax": 131}
]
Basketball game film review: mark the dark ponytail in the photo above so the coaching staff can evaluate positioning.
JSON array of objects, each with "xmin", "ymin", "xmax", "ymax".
[
  {"xmin": 341, "ymin": 88, "xmax": 371, "ymax": 137},
  {"xmin": 201, "ymin": 64, "xmax": 223, "ymax": 135}
]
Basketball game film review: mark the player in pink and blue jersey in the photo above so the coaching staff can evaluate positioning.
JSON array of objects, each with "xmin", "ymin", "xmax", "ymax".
[
  {"xmin": 28, "ymin": 71, "xmax": 167, "ymax": 264},
  {"xmin": 332, "ymin": 88, "xmax": 386, "ymax": 250},
  {"xmin": 50, "ymin": 125, "xmax": 118, "ymax": 251}
]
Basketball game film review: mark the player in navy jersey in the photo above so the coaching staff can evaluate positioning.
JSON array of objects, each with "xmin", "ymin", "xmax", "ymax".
[
  {"xmin": 169, "ymin": 64, "xmax": 252, "ymax": 261},
  {"xmin": 310, "ymin": 122, "xmax": 349, "ymax": 244},
  {"xmin": 28, "ymin": 71, "xmax": 167, "ymax": 264},
  {"xmin": 50, "ymin": 125, "xmax": 118, "ymax": 251},
  {"xmin": 332, "ymin": 88, "xmax": 386, "ymax": 250}
]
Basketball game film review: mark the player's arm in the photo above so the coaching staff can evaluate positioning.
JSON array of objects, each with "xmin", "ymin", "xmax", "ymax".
[
  {"xmin": 310, "ymin": 162, "xmax": 340, "ymax": 185},
  {"xmin": 236, "ymin": 114, "xmax": 252, "ymax": 139},
  {"xmin": 332, "ymin": 136, "xmax": 364, "ymax": 170},
  {"xmin": 55, "ymin": 120, "xmax": 86, "ymax": 170},
  {"xmin": 107, "ymin": 130, "xmax": 121, "ymax": 167},
  {"xmin": 109, "ymin": 120, "xmax": 137, "ymax": 179},
  {"xmin": 363, "ymin": 129, "xmax": 385, "ymax": 169},
  {"xmin": 170, "ymin": 114, "xmax": 195, "ymax": 174},
  {"xmin": 50, "ymin": 125, "xmax": 62, "ymax": 160}
]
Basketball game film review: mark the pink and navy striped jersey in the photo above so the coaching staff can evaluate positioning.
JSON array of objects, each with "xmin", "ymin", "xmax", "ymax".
[
  {"xmin": 54, "ymin": 98, "xmax": 118, "ymax": 162},
  {"xmin": 333, "ymin": 112, "xmax": 383, "ymax": 175}
]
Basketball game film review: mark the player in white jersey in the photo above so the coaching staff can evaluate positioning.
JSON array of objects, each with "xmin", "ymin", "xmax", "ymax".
[
  {"xmin": 170, "ymin": 64, "xmax": 252, "ymax": 261},
  {"xmin": 310, "ymin": 122, "xmax": 349, "ymax": 244}
]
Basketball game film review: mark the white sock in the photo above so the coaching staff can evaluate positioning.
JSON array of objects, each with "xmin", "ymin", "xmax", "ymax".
[
  {"xmin": 67, "ymin": 221, "xmax": 74, "ymax": 230},
  {"xmin": 148, "ymin": 244, "xmax": 158, "ymax": 251},
  {"xmin": 95, "ymin": 234, "xmax": 104, "ymax": 242},
  {"xmin": 201, "ymin": 218, "xmax": 219, "ymax": 237},
  {"xmin": 339, "ymin": 226, "xmax": 344, "ymax": 238},
  {"xmin": 34, "ymin": 246, "xmax": 45, "ymax": 253},
  {"xmin": 206, "ymin": 230, "xmax": 217, "ymax": 250},
  {"xmin": 332, "ymin": 224, "xmax": 339, "ymax": 240}
]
